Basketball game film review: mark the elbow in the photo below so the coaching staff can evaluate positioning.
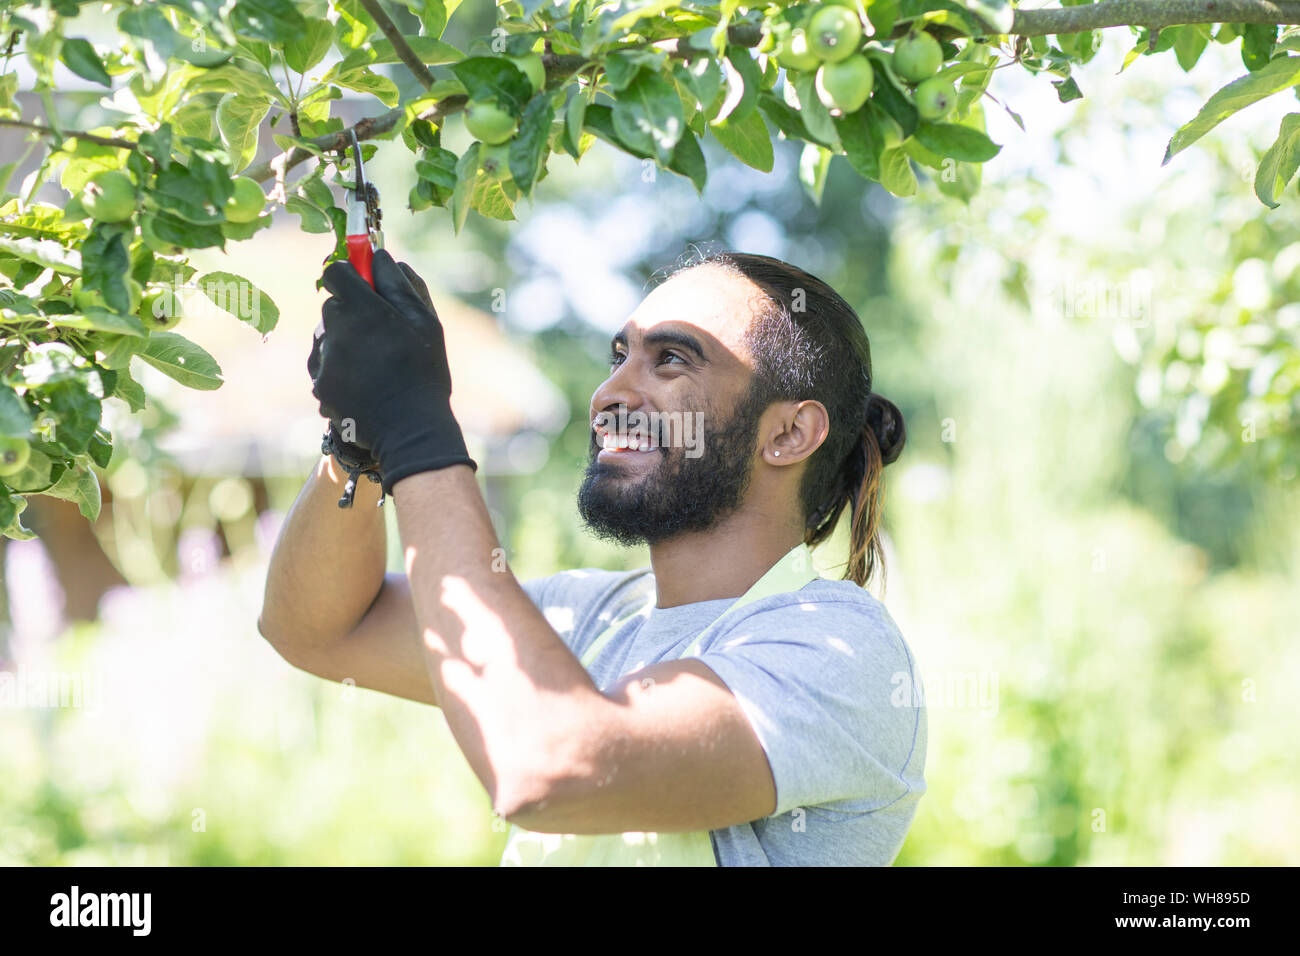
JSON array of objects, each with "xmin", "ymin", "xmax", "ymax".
[{"xmin": 493, "ymin": 717, "xmax": 601, "ymax": 828}]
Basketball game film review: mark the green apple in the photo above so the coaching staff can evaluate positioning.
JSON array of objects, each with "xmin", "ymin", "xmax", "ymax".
[
  {"xmin": 508, "ymin": 53, "xmax": 545, "ymax": 94},
  {"xmin": 0, "ymin": 436, "xmax": 31, "ymax": 477},
  {"xmin": 464, "ymin": 98, "xmax": 519, "ymax": 145},
  {"xmin": 479, "ymin": 141, "xmax": 514, "ymax": 182},
  {"xmin": 915, "ymin": 76, "xmax": 956, "ymax": 120},
  {"xmin": 816, "ymin": 55, "xmax": 874, "ymax": 113},
  {"xmin": 807, "ymin": 5, "xmax": 862, "ymax": 63},
  {"xmin": 893, "ymin": 30, "xmax": 944, "ymax": 83},
  {"xmin": 224, "ymin": 177, "xmax": 266, "ymax": 223},
  {"xmin": 80, "ymin": 170, "xmax": 136, "ymax": 223},
  {"xmin": 776, "ymin": 28, "xmax": 822, "ymax": 72},
  {"xmin": 141, "ymin": 287, "xmax": 183, "ymax": 331}
]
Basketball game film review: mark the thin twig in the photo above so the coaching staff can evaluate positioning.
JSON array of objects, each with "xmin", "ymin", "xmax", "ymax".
[
  {"xmin": 357, "ymin": 0, "xmax": 436, "ymax": 91},
  {"xmin": 0, "ymin": 118, "xmax": 136, "ymax": 150}
]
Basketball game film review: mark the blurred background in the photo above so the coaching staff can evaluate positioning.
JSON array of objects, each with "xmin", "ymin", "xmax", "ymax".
[{"xmin": 2, "ymin": 11, "xmax": 1298, "ymax": 865}]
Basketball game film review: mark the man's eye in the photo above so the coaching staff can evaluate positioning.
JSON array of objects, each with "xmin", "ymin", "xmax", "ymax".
[
  {"xmin": 659, "ymin": 350, "xmax": 686, "ymax": 365},
  {"xmin": 610, "ymin": 351, "xmax": 626, "ymax": 368}
]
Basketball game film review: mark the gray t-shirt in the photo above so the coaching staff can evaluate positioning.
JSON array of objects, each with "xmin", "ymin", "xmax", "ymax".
[{"xmin": 519, "ymin": 565, "xmax": 927, "ymax": 866}]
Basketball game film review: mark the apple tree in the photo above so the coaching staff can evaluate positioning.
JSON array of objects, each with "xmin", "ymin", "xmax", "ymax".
[{"xmin": 3, "ymin": 0, "xmax": 1300, "ymax": 540}]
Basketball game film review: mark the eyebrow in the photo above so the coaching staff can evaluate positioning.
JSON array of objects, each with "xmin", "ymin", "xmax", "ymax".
[{"xmin": 611, "ymin": 326, "xmax": 711, "ymax": 364}]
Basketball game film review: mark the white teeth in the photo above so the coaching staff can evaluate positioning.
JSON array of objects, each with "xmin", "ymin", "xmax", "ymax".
[{"xmin": 599, "ymin": 431, "xmax": 654, "ymax": 451}]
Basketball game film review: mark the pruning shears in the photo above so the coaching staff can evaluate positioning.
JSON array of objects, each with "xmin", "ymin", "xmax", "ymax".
[
  {"xmin": 344, "ymin": 128, "xmax": 383, "ymax": 285},
  {"xmin": 317, "ymin": 128, "xmax": 387, "ymax": 510}
]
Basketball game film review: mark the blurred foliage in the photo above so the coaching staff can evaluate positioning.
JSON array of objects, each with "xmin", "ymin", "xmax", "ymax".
[{"xmin": 4, "ymin": 27, "xmax": 1300, "ymax": 866}]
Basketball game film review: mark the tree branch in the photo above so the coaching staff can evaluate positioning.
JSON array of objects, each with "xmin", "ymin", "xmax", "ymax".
[
  {"xmin": 0, "ymin": 118, "xmax": 136, "ymax": 150},
  {"xmin": 1004, "ymin": 0, "xmax": 1300, "ymax": 37},
  {"xmin": 357, "ymin": 0, "xmax": 436, "ymax": 90}
]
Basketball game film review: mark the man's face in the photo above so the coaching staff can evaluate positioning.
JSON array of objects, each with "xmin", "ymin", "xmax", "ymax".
[{"xmin": 578, "ymin": 266, "xmax": 771, "ymax": 545}]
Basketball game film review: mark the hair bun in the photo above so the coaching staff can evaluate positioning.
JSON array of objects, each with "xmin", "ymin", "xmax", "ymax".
[{"xmin": 865, "ymin": 393, "xmax": 905, "ymax": 465}]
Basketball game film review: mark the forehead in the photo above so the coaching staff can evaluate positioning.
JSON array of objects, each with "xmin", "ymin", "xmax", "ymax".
[{"xmin": 622, "ymin": 265, "xmax": 763, "ymax": 357}]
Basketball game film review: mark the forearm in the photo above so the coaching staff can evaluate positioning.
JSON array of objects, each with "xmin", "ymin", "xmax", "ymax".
[
  {"xmin": 259, "ymin": 453, "xmax": 388, "ymax": 651},
  {"xmin": 391, "ymin": 466, "xmax": 607, "ymax": 816}
]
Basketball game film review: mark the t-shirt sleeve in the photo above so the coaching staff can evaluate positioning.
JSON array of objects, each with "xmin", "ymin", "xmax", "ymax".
[
  {"xmin": 517, "ymin": 567, "xmax": 643, "ymax": 658},
  {"xmin": 693, "ymin": 596, "xmax": 925, "ymax": 817}
]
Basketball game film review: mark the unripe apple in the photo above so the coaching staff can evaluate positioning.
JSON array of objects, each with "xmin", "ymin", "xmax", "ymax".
[
  {"xmin": 816, "ymin": 55, "xmax": 874, "ymax": 113},
  {"xmin": 464, "ymin": 99, "xmax": 519, "ymax": 145},
  {"xmin": 893, "ymin": 30, "xmax": 944, "ymax": 83},
  {"xmin": 0, "ymin": 436, "xmax": 31, "ymax": 477},
  {"xmin": 807, "ymin": 5, "xmax": 863, "ymax": 63},
  {"xmin": 915, "ymin": 76, "xmax": 956, "ymax": 120},
  {"xmin": 80, "ymin": 170, "xmax": 136, "ymax": 223}
]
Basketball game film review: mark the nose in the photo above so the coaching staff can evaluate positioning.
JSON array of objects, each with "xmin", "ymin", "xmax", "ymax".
[{"xmin": 589, "ymin": 356, "xmax": 648, "ymax": 428}]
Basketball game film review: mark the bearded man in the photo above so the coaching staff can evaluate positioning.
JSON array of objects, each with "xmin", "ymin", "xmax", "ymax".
[{"xmin": 259, "ymin": 247, "xmax": 925, "ymax": 866}]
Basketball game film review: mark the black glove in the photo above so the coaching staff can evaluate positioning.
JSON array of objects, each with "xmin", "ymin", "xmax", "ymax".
[
  {"xmin": 312, "ymin": 249, "xmax": 476, "ymax": 497},
  {"xmin": 307, "ymin": 258, "xmax": 435, "ymax": 469}
]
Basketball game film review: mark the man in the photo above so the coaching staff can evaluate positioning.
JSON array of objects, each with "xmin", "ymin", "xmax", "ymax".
[{"xmin": 258, "ymin": 247, "xmax": 926, "ymax": 866}]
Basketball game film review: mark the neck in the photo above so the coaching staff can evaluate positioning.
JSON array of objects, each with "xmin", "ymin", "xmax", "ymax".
[{"xmin": 648, "ymin": 508, "xmax": 804, "ymax": 609}]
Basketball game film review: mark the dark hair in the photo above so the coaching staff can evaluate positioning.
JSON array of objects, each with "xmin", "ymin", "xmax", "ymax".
[{"xmin": 670, "ymin": 249, "xmax": 905, "ymax": 589}]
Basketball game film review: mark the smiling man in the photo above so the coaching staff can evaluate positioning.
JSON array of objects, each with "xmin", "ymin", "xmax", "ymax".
[{"xmin": 258, "ymin": 247, "xmax": 926, "ymax": 866}]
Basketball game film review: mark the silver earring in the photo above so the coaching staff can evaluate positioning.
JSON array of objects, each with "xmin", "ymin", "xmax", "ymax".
[{"xmin": 773, "ymin": 450, "xmax": 781, "ymax": 457}]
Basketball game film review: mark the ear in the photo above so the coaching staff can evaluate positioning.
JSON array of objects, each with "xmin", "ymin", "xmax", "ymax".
[{"xmin": 762, "ymin": 399, "xmax": 829, "ymax": 466}]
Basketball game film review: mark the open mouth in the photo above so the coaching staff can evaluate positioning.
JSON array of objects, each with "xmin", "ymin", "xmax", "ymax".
[{"xmin": 593, "ymin": 417, "xmax": 662, "ymax": 457}]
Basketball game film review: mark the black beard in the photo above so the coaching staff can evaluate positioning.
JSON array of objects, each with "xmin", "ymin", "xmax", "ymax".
[{"xmin": 576, "ymin": 385, "xmax": 770, "ymax": 547}]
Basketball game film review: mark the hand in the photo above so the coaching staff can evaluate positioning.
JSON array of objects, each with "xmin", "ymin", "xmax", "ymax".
[
  {"xmin": 311, "ymin": 250, "xmax": 476, "ymax": 495},
  {"xmin": 308, "ymin": 329, "xmax": 380, "ymax": 470}
]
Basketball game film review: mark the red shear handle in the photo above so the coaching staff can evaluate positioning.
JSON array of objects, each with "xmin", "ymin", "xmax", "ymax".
[{"xmin": 347, "ymin": 234, "xmax": 375, "ymax": 287}]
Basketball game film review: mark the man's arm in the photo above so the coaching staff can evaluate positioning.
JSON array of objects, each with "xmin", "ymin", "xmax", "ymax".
[
  {"xmin": 391, "ymin": 466, "xmax": 778, "ymax": 832},
  {"xmin": 258, "ymin": 453, "xmax": 436, "ymax": 707}
]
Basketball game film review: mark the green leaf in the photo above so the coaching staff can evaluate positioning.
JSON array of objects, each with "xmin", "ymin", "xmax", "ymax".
[
  {"xmin": 144, "ymin": 211, "xmax": 226, "ymax": 250},
  {"xmin": 44, "ymin": 461, "xmax": 102, "ymax": 521},
  {"xmin": 1053, "ymin": 76, "xmax": 1084, "ymax": 103},
  {"xmin": 865, "ymin": 54, "xmax": 919, "ymax": 138},
  {"xmin": 109, "ymin": 365, "xmax": 147, "ymax": 411},
  {"xmin": 150, "ymin": 164, "xmax": 225, "ymax": 224},
  {"xmin": 612, "ymin": 70, "xmax": 686, "ymax": 165},
  {"xmin": 510, "ymin": 95, "xmax": 556, "ymax": 195},
  {"xmin": 833, "ymin": 106, "xmax": 884, "ymax": 182},
  {"xmin": 216, "ymin": 94, "xmax": 270, "ymax": 172},
  {"xmin": 913, "ymin": 122, "xmax": 1002, "ymax": 162},
  {"xmin": 450, "ymin": 144, "xmax": 480, "ymax": 235},
  {"xmin": 1242, "ymin": 24, "xmax": 1279, "ymax": 72},
  {"xmin": 668, "ymin": 130, "xmax": 708, "ymax": 192},
  {"xmin": 138, "ymin": 332, "xmax": 224, "ymax": 390},
  {"xmin": 1254, "ymin": 112, "xmax": 1300, "ymax": 207},
  {"xmin": 791, "ymin": 73, "xmax": 841, "ymax": 149},
  {"xmin": 1174, "ymin": 24, "xmax": 1211, "ymax": 72},
  {"xmin": 879, "ymin": 146, "xmax": 918, "ymax": 198},
  {"xmin": 563, "ymin": 88, "xmax": 588, "ymax": 159},
  {"xmin": 709, "ymin": 109, "xmax": 773, "ymax": 172},
  {"xmin": 188, "ymin": 62, "xmax": 285, "ymax": 103},
  {"xmin": 198, "ymin": 271, "xmax": 279, "ymax": 334},
  {"xmin": 332, "ymin": 68, "xmax": 400, "ymax": 107},
  {"xmin": 719, "ymin": 49, "xmax": 760, "ymax": 124},
  {"xmin": 284, "ymin": 18, "xmax": 334, "ymax": 73},
  {"xmin": 451, "ymin": 56, "xmax": 533, "ymax": 113},
  {"xmin": 2, "ymin": 449, "xmax": 54, "ymax": 493},
  {"xmin": 798, "ymin": 143, "xmax": 832, "ymax": 205},
  {"xmin": 231, "ymin": 0, "xmax": 308, "ymax": 45},
  {"xmin": 1164, "ymin": 55, "xmax": 1300, "ymax": 165},
  {"xmin": 935, "ymin": 159, "xmax": 982, "ymax": 203},
  {"xmin": 60, "ymin": 38, "xmax": 113, "ymax": 87},
  {"xmin": 41, "ymin": 380, "xmax": 101, "ymax": 454},
  {"xmin": 81, "ymin": 225, "xmax": 133, "ymax": 314},
  {"xmin": 0, "ymin": 235, "xmax": 80, "ymax": 275},
  {"xmin": 0, "ymin": 388, "xmax": 34, "ymax": 439},
  {"xmin": 50, "ymin": 310, "xmax": 148, "ymax": 337},
  {"xmin": 285, "ymin": 195, "xmax": 332, "ymax": 233}
]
